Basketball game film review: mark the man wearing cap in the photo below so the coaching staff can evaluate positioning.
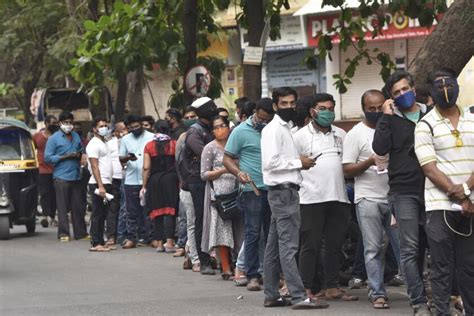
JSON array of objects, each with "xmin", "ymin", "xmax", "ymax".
[{"xmin": 182, "ymin": 97, "xmax": 218, "ymax": 275}]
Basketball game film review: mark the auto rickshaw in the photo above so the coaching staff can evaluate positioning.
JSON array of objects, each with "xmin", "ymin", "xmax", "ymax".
[{"xmin": 0, "ymin": 118, "xmax": 38, "ymax": 239}]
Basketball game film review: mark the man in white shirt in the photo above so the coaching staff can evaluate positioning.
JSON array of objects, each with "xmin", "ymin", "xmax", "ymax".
[
  {"xmin": 86, "ymin": 116, "xmax": 114, "ymax": 252},
  {"xmin": 261, "ymin": 87, "xmax": 328, "ymax": 310},
  {"xmin": 293, "ymin": 93, "xmax": 357, "ymax": 302},
  {"xmin": 342, "ymin": 90, "xmax": 400, "ymax": 308}
]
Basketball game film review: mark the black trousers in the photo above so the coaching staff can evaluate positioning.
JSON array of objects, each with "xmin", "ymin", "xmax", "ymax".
[
  {"xmin": 38, "ymin": 174, "xmax": 56, "ymax": 219},
  {"xmin": 299, "ymin": 202, "xmax": 350, "ymax": 291},
  {"xmin": 89, "ymin": 184, "xmax": 112, "ymax": 246},
  {"xmin": 188, "ymin": 181, "xmax": 211, "ymax": 267},
  {"xmin": 105, "ymin": 179, "xmax": 121, "ymax": 240},
  {"xmin": 54, "ymin": 179, "xmax": 87, "ymax": 239},
  {"xmin": 153, "ymin": 215, "xmax": 176, "ymax": 241},
  {"xmin": 426, "ymin": 210, "xmax": 474, "ymax": 315}
]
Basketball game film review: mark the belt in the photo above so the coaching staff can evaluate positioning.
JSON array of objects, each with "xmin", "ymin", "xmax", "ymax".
[{"xmin": 267, "ymin": 183, "xmax": 300, "ymax": 191}]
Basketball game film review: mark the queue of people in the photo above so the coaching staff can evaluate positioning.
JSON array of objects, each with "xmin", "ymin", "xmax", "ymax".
[{"xmin": 33, "ymin": 66, "xmax": 473, "ymax": 315}]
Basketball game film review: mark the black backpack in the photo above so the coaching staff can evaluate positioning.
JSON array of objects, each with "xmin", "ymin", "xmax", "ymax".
[{"xmin": 177, "ymin": 123, "xmax": 207, "ymax": 190}]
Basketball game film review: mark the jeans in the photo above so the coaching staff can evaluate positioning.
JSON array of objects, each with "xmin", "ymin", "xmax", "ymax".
[
  {"xmin": 181, "ymin": 190, "xmax": 199, "ymax": 265},
  {"xmin": 54, "ymin": 179, "xmax": 87, "ymax": 239},
  {"xmin": 188, "ymin": 181, "xmax": 210, "ymax": 267},
  {"xmin": 124, "ymin": 185, "xmax": 149, "ymax": 244},
  {"xmin": 426, "ymin": 210, "xmax": 474, "ymax": 315},
  {"xmin": 356, "ymin": 199, "xmax": 400, "ymax": 299},
  {"xmin": 388, "ymin": 193, "xmax": 427, "ymax": 306},
  {"xmin": 38, "ymin": 174, "xmax": 56, "ymax": 219},
  {"xmin": 176, "ymin": 198, "xmax": 187, "ymax": 248},
  {"xmin": 105, "ymin": 179, "xmax": 121, "ymax": 240},
  {"xmin": 89, "ymin": 184, "xmax": 112, "ymax": 246},
  {"xmin": 264, "ymin": 188, "xmax": 306, "ymax": 304},
  {"xmin": 299, "ymin": 201, "xmax": 350, "ymax": 290},
  {"xmin": 117, "ymin": 181, "xmax": 127, "ymax": 244},
  {"xmin": 237, "ymin": 190, "xmax": 271, "ymax": 280}
]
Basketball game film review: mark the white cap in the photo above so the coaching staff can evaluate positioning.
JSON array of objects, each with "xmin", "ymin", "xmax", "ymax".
[{"xmin": 191, "ymin": 97, "xmax": 212, "ymax": 109}]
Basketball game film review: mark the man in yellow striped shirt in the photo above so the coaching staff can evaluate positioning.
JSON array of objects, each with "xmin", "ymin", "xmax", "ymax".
[{"xmin": 414, "ymin": 67, "xmax": 474, "ymax": 316}]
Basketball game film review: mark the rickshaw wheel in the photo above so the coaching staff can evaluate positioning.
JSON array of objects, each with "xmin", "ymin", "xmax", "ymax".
[
  {"xmin": 26, "ymin": 218, "xmax": 36, "ymax": 234},
  {"xmin": 0, "ymin": 215, "xmax": 10, "ymax": 240}
]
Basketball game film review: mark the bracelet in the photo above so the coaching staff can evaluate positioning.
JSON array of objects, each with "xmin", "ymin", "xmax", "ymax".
[{"xmin": 237, "ymin": 171, "xmax": 243, "ymax": 177}]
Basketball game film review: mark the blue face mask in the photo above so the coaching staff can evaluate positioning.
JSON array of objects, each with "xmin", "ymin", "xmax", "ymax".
[{"xmin": 394, "ymin": 90, "xmax": 416, "ymax": 110}]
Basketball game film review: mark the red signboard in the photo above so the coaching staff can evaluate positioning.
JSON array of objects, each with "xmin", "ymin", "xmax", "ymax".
[{"xmin": 306, "ymin": 12, "xmax": 436, "ymax": 47}]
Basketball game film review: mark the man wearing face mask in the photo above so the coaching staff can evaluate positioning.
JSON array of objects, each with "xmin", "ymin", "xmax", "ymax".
[
  {"xmin": 165, "ymin": 108, "xmax": 187, "ymax": 140},
  {"xmin": 86, "ymin": 116, "xmax": 114, "ymax": 252},
  {"xmin": 414, "ymin": 68, "xmax": 474, "ymax": 315},
  {"xmin": 33, "ymin": 115, "xmax": 59, "ymax": 228},
  {"xmin": 119, "ymin": 115, "xmax": 154, "ymax": 249},
  {"xmin": 343, "ymin": 90, "xmax": 400, "ymax": 309},
  {"xmin": 261, "ymin": 87, "xmax": 329, "ymax": 310},
  {"xmin": 372, "ymin": 71, "xmax": 430, "ymax": 315},
  {"xmin": 293, "ymin": 93, "xmax": 356, "ymax": 302},
  {"xmin": 45, "ymin": 111, "xmax": 88, "ymax": 242},
  {"xmin": 182, "ymin": 97, "xmax": 218, "ymax": 275},
  {"xmin": 223, "ymin": 97, "xmax": 275, "ymax": 291}
]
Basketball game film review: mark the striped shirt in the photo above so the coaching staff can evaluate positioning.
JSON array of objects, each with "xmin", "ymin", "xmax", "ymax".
[{"xmin": 414, "ymin": 106, "xmax": 474, "ymax": 211}]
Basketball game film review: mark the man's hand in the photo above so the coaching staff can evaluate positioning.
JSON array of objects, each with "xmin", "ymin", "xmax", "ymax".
[
  {"xmin": 61, "ymin": 152, "xmax": 80, "ymax": 161},
  {"xmin": 382, "ymin": 99, "xmax": 395, "ymax": 115},
  {"xmin": 98, "ymin": 185, "xmax": 106, "ymax": 199},
  {"xmin": 237, "ymin": 171, "xmax": 251, "ymax": 184},
  {"xmin": 300, "ymin": 155, "xmax": 316, "ymax": 170},
  {"xmin": 461, "ymin": 199, "xmax": 474, "ymax": 217},
  {"xmin": 129, "ymin": 153, "xmax": 138, "ymax": 161},
  {"xmin": 367, "ymin": 154, "xmax": 376, "ymax": 166},
  {"xmin": 447, "ymin": 184, "xmax": 466, "ymax": 202}
]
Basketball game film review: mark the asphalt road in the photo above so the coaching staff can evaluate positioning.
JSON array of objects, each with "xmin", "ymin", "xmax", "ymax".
[{"xmin": 0, "ymin": 224, "xmax": 413, "ymax": 315}]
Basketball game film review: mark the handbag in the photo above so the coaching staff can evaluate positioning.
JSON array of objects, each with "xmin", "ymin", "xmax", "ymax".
[{"xmin": 212, "ymin": 188, "xmax": 241, "ymax": 221}]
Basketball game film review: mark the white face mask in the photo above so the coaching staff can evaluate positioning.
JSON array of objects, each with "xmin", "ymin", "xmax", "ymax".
[
  {"xmin": 97, "ymin": 127, "xmax": 109, "ymax": 137},
  {"xmin": 60, "ymin": 123, "xmax": 73, "ymax": 134}
]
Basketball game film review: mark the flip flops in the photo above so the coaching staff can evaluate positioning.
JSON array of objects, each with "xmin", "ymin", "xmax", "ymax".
[
  {"xmin": 89, "ymin": 245, "xmax": 111, "ymax": 252},
  {"xmin": 372, "ymin": 297, "xmax": 390, "ymax": 309},
  {"xmin": 325, "ymin": 288, "xmax": 359, "ymax": 301}
]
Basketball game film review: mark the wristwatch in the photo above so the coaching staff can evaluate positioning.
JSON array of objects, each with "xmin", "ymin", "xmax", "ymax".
[{"xmin": 462, "ymin": 183, "xmax": 471, "ymax": 197}]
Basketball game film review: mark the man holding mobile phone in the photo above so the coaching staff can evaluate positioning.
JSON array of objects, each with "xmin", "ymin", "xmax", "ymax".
[
  {"xmin": 223, "ymin": 97, "xmax": 274, "ymax": 291},
  {"xmin": 293, "ymin": 93, "xmax": 355, "ymax": 302},
  {"xmin": 45, "ymin": 111, "xmax": 88, "ymax": 242}
]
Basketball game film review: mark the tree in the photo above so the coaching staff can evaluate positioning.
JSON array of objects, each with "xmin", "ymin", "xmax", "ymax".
[{"xmin": 311, "ymin": 0, "xmax": 474, "ymax": 92}]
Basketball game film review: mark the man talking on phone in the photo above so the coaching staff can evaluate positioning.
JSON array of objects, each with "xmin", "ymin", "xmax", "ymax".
[
  {"xmin": 261, "ymin": 87, "xmax": 328, "ymax": 310},
  {"xmin": 119, "ymin": 115, "xmax": 154, "ymax": 249},
  {"xmin": 45, "ymin": 111, "xmax": 88, "ymax": 242},
  {"xmin": 293, "ymin": 93, "xmax": 356, "ymax": 302}
]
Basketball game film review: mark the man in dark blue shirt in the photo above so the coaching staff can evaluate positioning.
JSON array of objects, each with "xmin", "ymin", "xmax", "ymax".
[{"xmin": 45, "ymin": 111, "xmax": 88, "ymax": 242}]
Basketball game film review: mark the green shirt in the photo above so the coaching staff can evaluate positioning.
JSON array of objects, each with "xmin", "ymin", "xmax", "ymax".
[
  {"xmin": 224, "ymin": 116, "xmax": 265, "ymax": 191},
  {"xmin": 405, "ymin": 110, "xmax": 421, "ymax": 124}
]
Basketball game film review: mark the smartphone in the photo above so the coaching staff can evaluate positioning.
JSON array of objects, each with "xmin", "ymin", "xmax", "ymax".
[
  {"xmin": 311, "ymin": 153, "xmax": 323, "ymax": 160},
  {"xmin": 249, "ymin": 181, "xmax": 261, "ymax": 196},
  {"xmin": 129, "ymin": 153, "xmax": 137, "ymax": 158}
]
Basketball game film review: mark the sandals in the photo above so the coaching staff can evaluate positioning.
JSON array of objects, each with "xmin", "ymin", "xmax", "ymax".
[
  {"xmin": 325, "ymin": 288, "xmax": 359, "ymax": 301},
  {"xmin": 233, "ymin": 276, "xmax": 248, "ymax": 287},
  {"xmin": 372, "ymin": 297, "xmax": 390, "ymax": 309},
  {"xmin": 89, "ymin": 245, "xmax": 111, "ymax": 252},
  {"xmin": 221, "ymin": 272, "xmax": 234, "ymax": 281}
]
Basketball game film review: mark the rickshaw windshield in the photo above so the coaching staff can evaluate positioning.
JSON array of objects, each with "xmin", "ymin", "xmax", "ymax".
[{"xmin": 0, "ymin": 128, "xmax": 35, "ymax": 161}]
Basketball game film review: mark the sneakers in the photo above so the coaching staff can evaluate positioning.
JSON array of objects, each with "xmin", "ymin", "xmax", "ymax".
[
  {"xmin": 413, "ymin": 303, "xmax": 432, "ymax": 316},
  {"xmin": 264, "ymin": 297, "xmax": 292, "ymax": 308},
  {"xmin": 247, "ymin": 278, "xmax": 262, "ymax": 291},
  {"xmin": 292, "ymin": 298, "xmax": 330, "ymax": 310},
  {"xmin": 387, "ymin": 274, "xmax": 405, "ymax": 287},
  {"xmin": 348, "ymin": 277, "xmax": 366, "ymax": 289},
  {"xmin": 200, "ymin": 265, "xmax": 215, "ymax": 275},
  {"xmin": 40, "ymin": 218, "xmax": 49, "ymax": 228},
  {"xmin": 78, "ymin": 235, "xmax": 91, "ymax": 241},
  {"xmin": 59, "ymin": 236, "xmax": 70, "ymax": 242}
]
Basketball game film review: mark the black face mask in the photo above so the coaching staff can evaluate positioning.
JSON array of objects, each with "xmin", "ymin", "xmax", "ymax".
[
  {"xmin": 364, "ymin": 111, "xmax": 383, "ymax": 125},
  {"xmin": 277, "ymin": 108, "xmax": 297, "ymax": 123},
  {"xmin": 131, "ymin": 127, "xmax": 143, "ymax": 137},
  {"xmin": 47, "ymin": 125, "xmax": 59, "ymax": 134},
  {"xmin": 431, "ymin": 77, "xmax": 459, "ymax": 109}
]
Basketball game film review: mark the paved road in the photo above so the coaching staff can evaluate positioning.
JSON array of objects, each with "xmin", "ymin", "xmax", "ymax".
[{"xmin": 0, "ymin": 224, "xmax": 413, "ymax": 315}]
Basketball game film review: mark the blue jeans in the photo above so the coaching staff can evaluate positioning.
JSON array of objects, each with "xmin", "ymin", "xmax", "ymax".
[
  {"xmin": 117, "ymin": 181, "xmax": 127, "ymax": 244},
  {"xmin": 237, "ymin": 190, "xmax": 271, "ymax": 280},
  {"xmin": 124, "ymin": 185, "xmax": 149, "ymax": 244},
  {"xmin": 356, "ymin": 199, "xmax": 400, "ymax": 299},
  {"xmin": 176, "ymin": 199, "xmax": 187, "ymax": 248},
  {"xmin": 388, "ymin": 193, "xmax": 427, "ymax": 306}
]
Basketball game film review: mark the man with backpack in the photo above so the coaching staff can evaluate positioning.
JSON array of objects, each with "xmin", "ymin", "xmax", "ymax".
[{"xmin": 180, "ymin": 97, "xmax": 218, "ymax": 275}]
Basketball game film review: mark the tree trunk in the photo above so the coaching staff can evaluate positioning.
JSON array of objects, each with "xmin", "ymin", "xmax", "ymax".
[
  {"xmin": 115, "ymin": 73, "xmax": 128, "ymax": 121},
  {"xmin": 127, "ymin": 68, "xmax": 145, "ymax": 116},
  {"xmin": 409, "ymin": 0, "xmax": 474, "ymax": 87},
  {"xmin": 242, "ymin": 1, "xmax": 265, "ymax": 101},
  {"xmin": 88, "ymin": 0, "xmax": 99, "ymax": 21},
  {"xmin": 182, "ymin": 0, "xmax": 197, "ymax": 103}
]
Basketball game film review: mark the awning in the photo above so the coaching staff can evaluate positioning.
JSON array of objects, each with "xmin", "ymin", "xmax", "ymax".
[{"xmin": 293, "ymin": 0, "xmax": 359, "ymax": 16}]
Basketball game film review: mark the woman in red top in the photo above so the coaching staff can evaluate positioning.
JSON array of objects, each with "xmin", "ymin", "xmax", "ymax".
[{"xmin": 142, "ymin": 132, "xmax": 179, "ymax": 253}]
